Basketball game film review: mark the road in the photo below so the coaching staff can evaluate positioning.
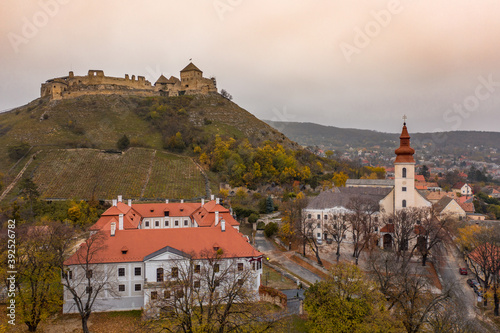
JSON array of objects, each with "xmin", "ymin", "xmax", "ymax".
[{"xmin": 254, "ymin": 230, "xmax": 323, "ymax": 285}]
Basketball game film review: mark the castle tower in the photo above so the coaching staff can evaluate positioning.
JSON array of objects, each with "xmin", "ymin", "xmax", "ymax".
[{"xmin": 394, "ymin": 117, "xmax": 416, "ymax": 211}]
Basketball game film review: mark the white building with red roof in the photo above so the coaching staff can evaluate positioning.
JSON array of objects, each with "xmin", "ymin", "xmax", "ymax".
[{"xmin": 63, "ymin": 197, "xmax": 261, "ymax": 314}]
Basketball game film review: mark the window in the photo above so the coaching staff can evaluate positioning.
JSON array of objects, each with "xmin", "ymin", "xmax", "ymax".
[
  {"xmin": 171, "ymin": 267, "xmax": 178, "ymax": 278},
  {"xmin": 155, "ymin": 220, "xmax": 159, "ymax": 227},
  {"xmin": 194, "ymin": 280, "xmax": 200, "ymax": 288},
  {"xmin": 86, "ymin": 286, "xmax": 92, "ymax": 294},
  {"xmin": 324, "ymin": 215, "xmax": 328, "ymax": 220},
  {"xmin": 317, "ymin": 223, "xmax": 320, "ymax": 228},
  {"xmin": 374, "ymin": 217, "xmax": 378, "ymax": 223},
  {"xmin": 164, "ymin": 290, "xmax": 171, "ymax": 299},
  {"xmin": 145, "ymin": 221, "xmax": 150, "ymax": 227},
  {"xmin": 375, "ymin": 226, "xmax": 378, "ymax": 232},
  {"xmin": 135, "ymin": 284, "xmax": 142, "ymax": 291},
  {"xmin": 164, "ymin": 211, "xmax": 169, "ymax": 217},
  {"xmin": 402, "ymin": 200, "xmax": 407, "ymax": 208},
  {"xmin": 402, "ymin": 167, "xmax": 407, "ymax": 178},
  {"xmin": 176, "ymin": 289, "xmax": 184, "ymax": 298},
  {"xmin": 151, "ymin": 291, "xmax": 158, "ymax": 300},
  {"xmin": 157, "ymin": 268, "xmax": 164, "ymax": 282},
  {"xmin": 317, "ymin": 214, "xmax": 321, "ymax": 219},
  {"xmin": 194, "ymin": 265, "xmax": 200, "ymax": 274},
  {"xmin": 238, "ymin": 263, "xmax": 243, "ymax": 271},
  {"xmin": 307, "ymin": 214, "xmax": 311, "ymax": 219},
  {"xmin": 175, "ymin": 220, "xmax": 179, "ymax": 226},
  {"xmin": 164, "ymin": 220, "xmax": 169, "ymax": 227},
  {"xmin": 402, "ymin": 187, "xmax": 407, "ymax": 192},
  {"xmin": 214, "ymin": 264, "xmax": 220, "ymax": 273},
  {"xmin": 317, "ymin": 233, "xmax": 321, "ymax": 238},
  {"xmin": 118, "ymin": 268, "xmax": 125, "ymax": 277},
  {"xmin": 69, "ymin": 270, "xmax": 73, "ymax": 280},
  {"xmin": 135, "ymin": 267, "xmax": 141, "ymax": 276},
  {"xmin": 184, "ymin": 220, "xmax": 188, "ymax": 226},
  {"xmin": 119, "ymin": 284, "xmax": 125, "ymax": 292},
  {"xmin": 86, "ymin": 270, "xmax": 93, "ymax": 279}
]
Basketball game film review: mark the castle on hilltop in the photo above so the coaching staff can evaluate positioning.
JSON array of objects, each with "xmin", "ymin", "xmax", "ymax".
[{"xmin": 41, "ymin": 62, "xmax": 217, "ymax": 100}]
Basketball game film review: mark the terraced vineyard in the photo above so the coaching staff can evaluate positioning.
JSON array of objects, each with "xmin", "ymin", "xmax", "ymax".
[
  {"xmin": 142, "ymin": 151, "xmax": 206, "ymax": 200},
  {"xmin": 24, "ymin": 148, "xmax": 206, "ymax": 200}
]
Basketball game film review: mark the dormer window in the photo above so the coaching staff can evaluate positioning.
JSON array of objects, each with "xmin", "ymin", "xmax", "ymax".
[
  {"xmin": 121, "ymin": 246, "xmax": 128, "ymax": 255},
  {"xmin": 150, "ymin": 209, "xmax": 154, "ymax": 213}
]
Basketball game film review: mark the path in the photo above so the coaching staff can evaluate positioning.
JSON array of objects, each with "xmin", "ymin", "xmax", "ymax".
[
  {"xmin": 0, "ymin": 151, "xmax": 40, "ymax": 202},
  {"xmin": 255, "ymin": 230, "xmax": 323, "ymax": 285}
]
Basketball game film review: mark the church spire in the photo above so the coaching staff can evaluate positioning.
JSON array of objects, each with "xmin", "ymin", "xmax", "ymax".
[{"xmin": 395, "ymin": 116, "xmax": 415, "ymax": 163}]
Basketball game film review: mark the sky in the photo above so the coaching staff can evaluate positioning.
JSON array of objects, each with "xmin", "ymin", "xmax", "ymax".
[{"xmin": 1, "ymin": 0, "xmax": 500, "ymax": 133}]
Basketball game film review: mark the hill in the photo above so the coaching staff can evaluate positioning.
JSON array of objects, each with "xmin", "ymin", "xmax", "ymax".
[
  {"xmin": 0, "ymin": 94, "xmax": 301, "ymax": 201},
  {"xmin": 264, "ymin": 120, "xmax": 500, "ymax": 157}
]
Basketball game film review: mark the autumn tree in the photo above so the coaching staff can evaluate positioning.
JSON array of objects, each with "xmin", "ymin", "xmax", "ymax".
[
  {"xmin": 116, "ymin": 134, "xmax": 130, "ymax": 151},
  {"xmin": 304, "ymin": 262, "xmax": 400, "ymax": 333},
  {"xmin": 145, "ymin": 248, "xmax": 278, "ymax": 332},
  {"xmin": 61, "ymin": 231, "xmax": 116, "ymax": 333},
  {"xmin": 415, "ymin": 207, "xmax": 452, "ymax": 266}
]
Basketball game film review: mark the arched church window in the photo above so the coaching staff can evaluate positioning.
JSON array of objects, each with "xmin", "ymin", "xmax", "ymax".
[{"xmin": 402, "ymin": 168, "xmax": 407, "ymax": 178}]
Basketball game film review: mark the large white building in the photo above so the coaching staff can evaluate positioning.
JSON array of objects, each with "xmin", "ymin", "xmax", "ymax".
[{"xmin": 63, "ymin": 199, "xmax": 262, "ymax": 314}]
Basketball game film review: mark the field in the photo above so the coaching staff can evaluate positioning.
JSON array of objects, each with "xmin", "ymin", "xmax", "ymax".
[{"xmin": 18, "ymin": 148, "xmax": 206, "ymax": 200}]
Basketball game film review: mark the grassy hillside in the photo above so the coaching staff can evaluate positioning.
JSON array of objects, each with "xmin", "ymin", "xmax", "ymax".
[{"xmin": 0, "ymin": 94, "xmax": 298, "ymax": 201}]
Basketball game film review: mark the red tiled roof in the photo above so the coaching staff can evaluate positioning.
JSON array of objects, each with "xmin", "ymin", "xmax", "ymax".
[
  {"xmin": 458, "ymin": 202, "xmax": 474, "ymax": 213},
  {"xmin": 380, "ymin": 223, "xmax": 394, "ymax": 233},
  {"xmin": 64, "ymin": 225, "xmax": 261, "ymax": 265},
  {"xmin": 415, "ymin": 175, "xmax": 425, "ymax": 182}
]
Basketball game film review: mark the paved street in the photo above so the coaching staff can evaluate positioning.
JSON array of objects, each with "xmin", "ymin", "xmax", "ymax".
[{"xmin": 254, "ymin": 230, "xmax": 323, "ymax": 285}]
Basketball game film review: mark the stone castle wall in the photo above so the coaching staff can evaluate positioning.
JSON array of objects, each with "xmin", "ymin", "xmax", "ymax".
[{"xmin": 41, "ymin": 64, "xmax": 217, "ymax": 100}]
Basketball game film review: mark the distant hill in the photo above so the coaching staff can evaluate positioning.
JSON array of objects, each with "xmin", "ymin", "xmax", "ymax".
[
  {"xmin": 264, "ymin": 120, "xmax": 500, "ymax": 157},
  {"xmin": 0, "ymin": 94, "xmax": 297, "ymax": 201}
]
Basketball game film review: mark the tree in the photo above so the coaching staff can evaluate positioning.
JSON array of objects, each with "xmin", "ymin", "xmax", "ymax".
[
  {"xmin": 8, "ymin": 142, "xmax": 31, "ymax": 161},
  {"xmin": 323, "ymin": 211, "xmax": 349, "ymax": 262},
  {"xmin": 346, "ymin": 196, "xmax": 379, "ymax": 265},
  {"xmin": 369, "ymin": 251, "xmax": 451, "ymax": 333},
  {"xmin": 60, "ymin": 231, "xmax": 116, "ymax": 333},
  {"xmin": 418, "ymin": 165, "xmax": 430, "ymax": 181},
  {"xmin": 415, "ymin": 207, "xmax": 451, "ymax": 266},
  {"xmin": 18, "ymin": 178, "xmax": 40, "ymax": 221},
  {"xmin": 116, "ymin": 134, "xmax": 130, "ymax": 150},
  {"xmin": 0, "ymin": 222, "xmax": 73, "ymax": 332},
  {"xmin": 304, "ymin": 262, "xmax": 400, "ymax": 333},
  {"xmin": 384, "ymin": 208, "xmax": 424, "ymax": 262},
  {"xmin": 220, "ymin": 89, "xmax": 233, "ymax": 101},
  {"xmin": 145, "ymin": 248, "xmax": 277, "ymax": 332},
  {"xmin": 265, "ymin": 196, "xmax": 274, "ymax": 214}
]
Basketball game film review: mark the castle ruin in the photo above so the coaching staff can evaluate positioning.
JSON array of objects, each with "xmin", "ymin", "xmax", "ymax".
[{"xmin": 40, "ymin": 62, "xmax": 217, "ymax": 100}]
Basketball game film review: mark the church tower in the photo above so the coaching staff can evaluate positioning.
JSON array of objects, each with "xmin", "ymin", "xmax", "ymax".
[{"xmin": 394, "ymin": 118, "xmax": 416, "ymax": 211}]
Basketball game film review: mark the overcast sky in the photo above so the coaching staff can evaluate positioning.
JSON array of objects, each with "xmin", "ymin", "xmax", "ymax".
[{"xmin": 1, "ymin": 0, "xmax": 500, "ymax": 133}]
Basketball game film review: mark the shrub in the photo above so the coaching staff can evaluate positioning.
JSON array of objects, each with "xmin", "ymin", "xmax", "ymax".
[
  {"xmin": 8, "ymin": 142, "xmax": 30, "ymax": 161},
  {"xmin": 249, "ymin": 213, "xmax": 260, "ymax": 224},
  {"xmin": 264, "ymin": 222, "xmax": 278, "ymax": 238},
  {"xmin": 256, "ymin": 221, "xmax": 265, "ymax": 230},
  {"xmin": 117, "ymin": 134, "xmax": 130, "ymax": 151}
]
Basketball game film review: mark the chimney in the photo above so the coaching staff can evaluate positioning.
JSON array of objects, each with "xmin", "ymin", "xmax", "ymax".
[
  {"xmin": 110, "ymin": 222, "xmax": 116, "ymax": 236},
  {"xmin": 118, "ymin": 195, "xmax": 122, "ymax": 203},
  {"xmin": 215, "ymin": 211, "xmax": 219, "ymax": 226},
  {"xmin": 216, "ymin": 198, "xmax": 220, "ymax": 204},
  {"xmin": 201, "ymin": 198, "xmax": 205, "ymax": 206},
  {"xmin": 112, "ymin": 199, "xmax": 117, "ymax": 206},
  {"xmin": 181, "ymin": 199, "xmax": 184, "ymax": 203},
  {"xmin": 221, "ymin": 219, "xmax": 225, "ymax": 232},
  {"xmin": 128, "ymin": 199, "xmax": 132, "ymax": 207},
  {"xmin": 119, "ymin": 214, "xmax": 124, "ymax": 230},
  {"xmin": 211, "ymin": 194, "xmax": 215, "ymax": 200},
  {"xmin": 166, "ymin": 199, "xmax": 169, "ymax": 204}
]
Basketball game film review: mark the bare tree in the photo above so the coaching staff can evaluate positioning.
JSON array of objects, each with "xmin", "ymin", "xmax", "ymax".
[
  {"xmin": 60, "ymin": 231, "xmax": 116, "ymax": 333},
  {"xmin": 416, "ymin": 207, "xmax": 452, "ymax": 266},
  {"xmin": 369, "ymin": 250, "xmax": 451, "ymax": 333},
  {"xmin": 384, "ymin": 208, "xmax": 424, "ymax": 262},
  {"xmin": 145, "ymin": 248, "xmax": 279, "ymax": 332},
  {"xmin": 427, "ymin": 299, "xmax": 484, "ymax": 333},
  {"xmin": 303, "ymin": 220, "xmax": 324, "ymax": 266},
  {"xmin": 346, "ymin": 196, "xmax": 379, "ymax": 265},
  {"xmin": 323, "ymin": 211, "xmax": 349, "ymax": 262}
]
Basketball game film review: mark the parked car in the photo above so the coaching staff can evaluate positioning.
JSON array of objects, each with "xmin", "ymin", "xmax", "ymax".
[
  {"xmin": 467, "ymin": 279, "xmax": 475, "ymax": 287},
  {"xmin": 459, "ymin": 268, "xmax": 468, "ymax": 275},
  {"xmin": 326, "ymin": 238, "xmax": 333, "ymax": 245}
]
